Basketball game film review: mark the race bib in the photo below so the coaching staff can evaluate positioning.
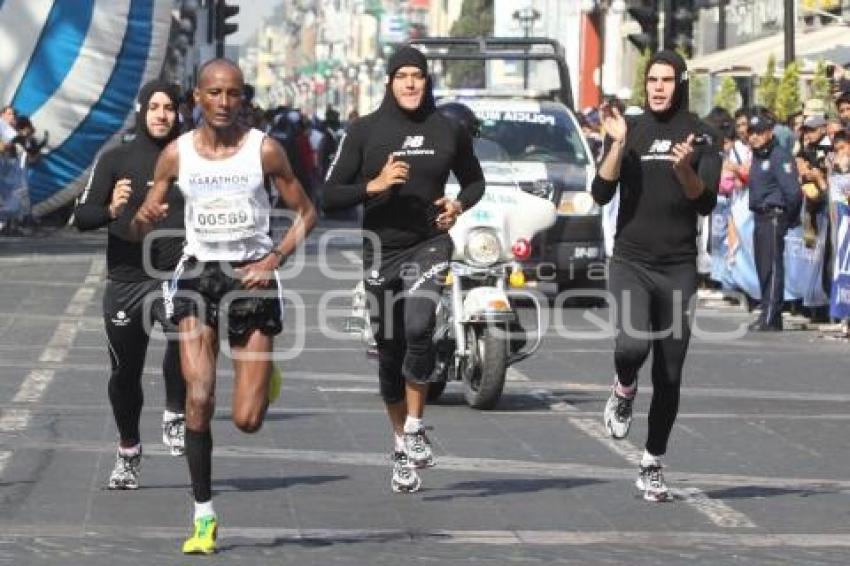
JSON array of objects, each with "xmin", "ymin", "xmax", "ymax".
[{"xmin": 191, "ymin": 196, "xmax": 255, "ymax": 242}]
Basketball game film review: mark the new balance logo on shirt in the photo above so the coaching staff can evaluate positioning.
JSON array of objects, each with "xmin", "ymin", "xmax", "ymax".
[
  {"xmin": 647, "ymin": 139, "xmax": 672, "ymax": 153},
  {"xmin": 642, "ymin": 139, "xmax": 674, "ymax": 161},
  {"xmin": 395, "ymin": 135, "xmax": 435, "ymax": 157},
  {"xmin": 402, "ymin": 135, "xmax": 425, "ymax": 149}
]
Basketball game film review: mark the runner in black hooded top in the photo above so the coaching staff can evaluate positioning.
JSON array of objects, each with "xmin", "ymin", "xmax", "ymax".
[
  {"xmin": 590, "ymin": 50, "xmax": 721, "ymax": 503},
  {"xmin": 323, "ymin": 46, "xmax": 485, "ymax": 251},
  {"xmin": 76, "ymin": 80, "xmax": 185, "ymax": 277},
  {"xmin": 322, "ymin": 46, "xmax": 485, "ymax": 493},
  {"xmin": 75, "ymin": 79, "xmax": 187, "ymax": 490}
]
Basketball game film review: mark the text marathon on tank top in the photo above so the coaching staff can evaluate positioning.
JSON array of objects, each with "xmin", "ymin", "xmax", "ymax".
[{"xmin": 177, "ymin": 128, "xmax": 272, "ymax": 261}]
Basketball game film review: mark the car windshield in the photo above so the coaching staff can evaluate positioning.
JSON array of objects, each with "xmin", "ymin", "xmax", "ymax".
[{"xmin": 472, "ymin": 109, "xmax": 591, "ymax": 166}]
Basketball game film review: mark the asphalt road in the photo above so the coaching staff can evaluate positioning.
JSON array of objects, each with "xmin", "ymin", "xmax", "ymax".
[{"xmin": 0, "ymin": 225, "xmax": 848, "ymax": 565}]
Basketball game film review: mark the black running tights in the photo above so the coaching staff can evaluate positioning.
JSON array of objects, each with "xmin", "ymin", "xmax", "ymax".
[{"xmin": 608, "ymin": 258, "xmax": 697, "ymax": 456}]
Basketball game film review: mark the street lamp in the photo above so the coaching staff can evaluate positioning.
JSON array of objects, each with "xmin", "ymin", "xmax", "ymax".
[{"xmin": 512, "ymin": 6, "xmax": 541, "ymax": 89}]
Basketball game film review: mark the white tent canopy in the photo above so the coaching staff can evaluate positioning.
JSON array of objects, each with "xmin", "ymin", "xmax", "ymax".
[{"xmin": 689, "ymin": 24, "xmax": 850, "ymax": 75}]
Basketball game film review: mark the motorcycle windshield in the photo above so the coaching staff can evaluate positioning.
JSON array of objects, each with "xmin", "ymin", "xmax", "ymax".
[{"xmin": 446, "ymin": 174, "xmax": 555, "ymax": 262}]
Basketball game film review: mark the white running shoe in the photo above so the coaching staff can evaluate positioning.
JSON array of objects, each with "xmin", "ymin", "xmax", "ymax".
[
  {"xmin": 603, "ymin": 387, "xmax": 634, "ymax": 440},
  {"xmin": 391, "ymin": 451, "xmax": 421, "ymax": 493},
  {"xmin": 404, "ymin": 427, "xmax": 435, "ymax": 468},
  {"xmin": 162, "ymin": 413, "xmax": 185, "ymax": 456},
  {"xmin": 107, "ymin": 448, "xmax": 142, "ymax": 490},
  {"xmin": 636, "ymin": 463, "xmax": 670, "ymax": 502}
]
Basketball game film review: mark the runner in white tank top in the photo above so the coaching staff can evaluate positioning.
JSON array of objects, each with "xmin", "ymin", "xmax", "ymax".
[
  {"xmin": 178, "ymin": 127, "xmax": 273, "ymax": 262},
  {"xmin": 130, "ymin": 58, "xmax": 316, "ymax": 556}
]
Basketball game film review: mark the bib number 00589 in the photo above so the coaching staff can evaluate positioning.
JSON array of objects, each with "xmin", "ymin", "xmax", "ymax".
[
  {"xmin": 192, "ymin": 197, "xmax": 256, "ymax": 242},
  {"xmin": 196, "ymin": 210, "xmax": 249, "ymax": 227}
]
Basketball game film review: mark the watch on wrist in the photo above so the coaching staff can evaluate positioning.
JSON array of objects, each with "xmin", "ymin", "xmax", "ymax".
[{"xmin": 270, "ymin": 248, "xmax": 284, "ymax": 266}]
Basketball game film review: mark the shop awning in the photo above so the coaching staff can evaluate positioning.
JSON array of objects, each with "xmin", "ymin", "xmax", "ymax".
[{"xmin": 689, "ymin": 24, "xmax": 850, "ymax": 75}]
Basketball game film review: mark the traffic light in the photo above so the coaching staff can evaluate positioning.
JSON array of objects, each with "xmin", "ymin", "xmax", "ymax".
[
  {"xmin": 666, "ymin": 0, "xmax": 695, "ymax": 57},
  {"xmin": 165, "ymin": 1, "xmax": 198, "ymax": 71},
  {"xmin": 175, "ymin": 1, "xmax": 197, "ymax": 54},
  {"xmin": 627, "ymin": 0, "xmax": 659, "ymax": 54},
  {"xmin": 215, "ymin": 0, "xmax": 239, "ymax": 43}
]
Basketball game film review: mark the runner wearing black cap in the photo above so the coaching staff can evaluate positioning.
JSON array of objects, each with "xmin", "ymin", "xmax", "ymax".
[
  {"xmin": 591, "ymin": 50, "xmax": 722, "ymax": 501},
  {"xmin": 75, "ymin": 79, "xmax": 187, "ymax": 489},
  {"xmin": 323, "ymin": 46, "xmax": 485, "ymax": 492}
]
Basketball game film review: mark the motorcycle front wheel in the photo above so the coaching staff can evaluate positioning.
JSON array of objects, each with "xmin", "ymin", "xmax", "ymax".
[{"xmin": 462, "ymin": 325, "xmax": 507, "ymax": 410}]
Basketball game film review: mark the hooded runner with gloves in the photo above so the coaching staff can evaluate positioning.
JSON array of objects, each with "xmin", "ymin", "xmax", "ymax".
[
  {"xmin": 590, "ymin": 50, "xmax": 722, "ymax": 502},
  {"xmin": 323, "ymin": 45, "xmax": 485, "ymax": 493},
  {"xmin": 75, "ymin": 79, "xmax": 188, "ymax": 489}
]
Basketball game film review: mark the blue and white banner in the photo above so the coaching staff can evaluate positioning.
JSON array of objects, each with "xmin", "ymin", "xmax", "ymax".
[
  {"xmin": 709, "ymin": 195, "xmax": 730, "ymax": 284},
  {"xmin": 830, "ymin": 201, "xmax": 850, "ymax": 319},
  {"xmin": 784, "ymin": 212, "xmax": 828, "ymax": 307},
  {"xmin": 0, "ymin": 0, "xmax": 172, "ymax": 215},
  {"xmin": 710, "ymin": 189, "xmax": 828, "ymax": 306},
  {"xmin": 714, "ymin": 189, "xmax": 761, "ymax": 299}
]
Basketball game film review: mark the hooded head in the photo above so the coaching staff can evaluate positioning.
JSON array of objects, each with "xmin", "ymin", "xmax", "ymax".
[
  {"xmin": 644, "ymin": 50, "xmax": 689, "ymax": 121},
  {"xmin": 134, "ymin": 79, "xmax": 181, "ymax": 147},
  {"xmin": 379, "ymin": 45, "xmax": 435, "ymax": 121}
]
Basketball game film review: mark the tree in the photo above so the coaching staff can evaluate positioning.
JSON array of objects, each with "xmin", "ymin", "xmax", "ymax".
[
  {"xmin": 446, "ymin": 0, "xmax": 494, "ymax": 88},
  {"xmin": 756, "ymin": 54, "xmax": 779, "ymax": 113},
  {"xmin": 629, "ymin": 49, "xmax": 651, "ymax": 108},
  {"xmin": 810, "ymin": 59, "xmax": 832, "ymax": 117},
  {"xmin": 713, "ymin": 76, "xmax": 740, "ymax": 114},
  {"xmin": 689, "ymin": 72, "xmax": 708, "ymax": 115},
  {"xmin": 775, "ymin": 60, "xmax": 801, "ymax": 122}
]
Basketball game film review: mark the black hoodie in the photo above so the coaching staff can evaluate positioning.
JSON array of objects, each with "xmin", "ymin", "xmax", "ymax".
[
  {"xmin": 75, "ymin": 79, "xmax": 185, "ymax": 281},
  {"xmin": 591, "ymin": 50, "xmax": 721, "ymax": 265},
  {"xmin": 322, "ymin": 46, "xmax": 485, "ymax": 251}
]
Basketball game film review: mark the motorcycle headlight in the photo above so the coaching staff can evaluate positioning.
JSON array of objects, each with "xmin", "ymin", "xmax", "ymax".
[
  {"xmin": 465, "ymin": 228, "xmax": 502, "ymax": 267},
  {"xmin": 557, "ymin": 191, "xmax": 599, "ymax": 216}
]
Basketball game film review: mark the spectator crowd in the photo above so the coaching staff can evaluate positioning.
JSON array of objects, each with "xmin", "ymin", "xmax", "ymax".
[{"xmin": 0, "ymin": 104, "xmax": 47, "ymax": 235}]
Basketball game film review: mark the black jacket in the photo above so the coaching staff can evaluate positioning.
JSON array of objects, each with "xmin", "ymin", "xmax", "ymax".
[
  {"xmin": 75, "ymin": 80, "xmax": 184, "ymax": 281},
  {"xmin": 591, "ymin": 50, "xmax": 721, "ymax": 265},
  {"xmin": 322, "ymin": 83, "xmax": 485, "ymax": 251}
]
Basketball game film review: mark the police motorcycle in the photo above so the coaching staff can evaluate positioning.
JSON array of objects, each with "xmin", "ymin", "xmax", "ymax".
[
  {"xmin": 348, "ymin": 131, "xmax": 556, "ymax": 409},
  {"xmin": 426, "ymin": 172, "xmax": 556, "ymax": 408}
]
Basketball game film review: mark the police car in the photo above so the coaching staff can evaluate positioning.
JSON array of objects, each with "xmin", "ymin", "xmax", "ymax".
[
  {"xmin": 416, "ymin": 37, "xmax": 604, "ymax": 292},
  {"xmin": 448, "ymin": 96, "xmax": 603, "ymax": 291}
]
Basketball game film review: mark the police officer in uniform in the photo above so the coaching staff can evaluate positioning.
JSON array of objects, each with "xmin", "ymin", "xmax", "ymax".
[{"xmin": 747, "ymin": 111, "xmax": 802, "ymax": 331}]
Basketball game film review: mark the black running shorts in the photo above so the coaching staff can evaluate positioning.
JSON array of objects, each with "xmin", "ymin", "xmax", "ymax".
[{"xmin": 169, "ymin": 258, "xmax": 283, "ymax": 345}]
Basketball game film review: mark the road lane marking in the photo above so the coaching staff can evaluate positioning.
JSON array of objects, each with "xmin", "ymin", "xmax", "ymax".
[
  {"xmin": 38, "ymin": 321, "xmax": 79, "ymax": 362},
  {"xmin": 536, "ymin": 385, "xmax": 758, "ymax": 529},
  {"xmin": 0, "ymin": 409, "xmax": 31, "ymax": 433},
  {"xmin": 0, "ymin": 255, "xmax": 98, "ymax": 265},
  {"xmin": 2, "ymin": 524, "xmax": 850, "ymax": 548},
  {"xmin": 316, "ymin": 386, "xmax": 377, "ymax": 394},
  {"xmin": 0, "ymin": 450, "xmax": 10, "ymax": 477},
  {"xmin": 10, "ymin": 369, "xmax": 55, "ymax": 404},
  {"xmin": 0, "ymin": 258, "xmax": 103, "ymax": 434},
  {"xmin": 567, "ymin": 417, "xmax": 639, "ymax": 464}
]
